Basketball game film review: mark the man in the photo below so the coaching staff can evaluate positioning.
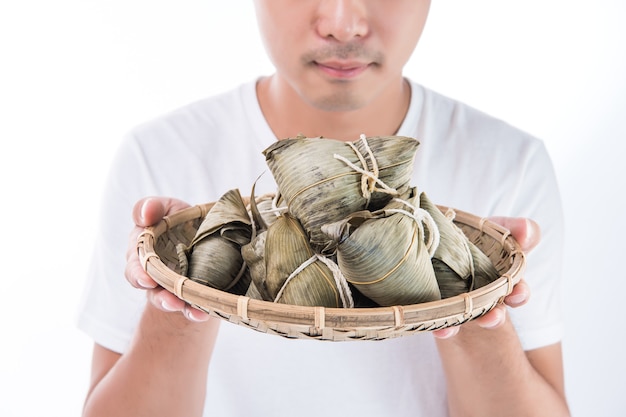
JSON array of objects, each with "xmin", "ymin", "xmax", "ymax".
[{"xmin": 79, "ymin": 1, "xmax": 570, "ymax": 416}]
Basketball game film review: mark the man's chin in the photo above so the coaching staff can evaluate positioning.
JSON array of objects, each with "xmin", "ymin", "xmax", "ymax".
[{"xmin": 306, "ymin": 90, "xmax": 366, "ymax": 113}]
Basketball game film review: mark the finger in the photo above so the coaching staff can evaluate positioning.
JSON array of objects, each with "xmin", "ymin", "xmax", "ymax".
[
  {"xmin": 473, "ymin": 304, "xmax": 507, "ymax": 329},
  {"xmin": 183, "ymin": 305, "xmax": 212, "ymax": 322},
  {"xmin": 432, "ymin": 325, "xmax": 460, "ymax": 339},
  {"xmin": 132, "ymin": 196, "xmax": 190, "ymax": 228},
  {"xmin": 125, "ymin": 219, "xmax": 158, "ymax": 289},
  {"xmin": 489, "ymin": 216, "xmax": 541, "ymax": 253},
  {"xmin": 132, "ymin": 197, "xmax": 166, "ymax": 228},
  {"xmin": 148, "ymin": 289, "xmax": 211, "ymax": 322},
  {"xmin": 125, "ymin": 197, "xmax": 191, "ymax": 287},
  {"xmin": 432, "ymin": 304, "xmax": 509, "ymax": 339},
  {"xmin": 148, "ymin": 288, "xmax": 186, "ymax": 312},
  {"xmin": 124, "ymin": 249, "xmax": 157, "ymax": 289},
  {"xmin": 503, "ymin": 278, "xmax": 530, "ymax": 308}
]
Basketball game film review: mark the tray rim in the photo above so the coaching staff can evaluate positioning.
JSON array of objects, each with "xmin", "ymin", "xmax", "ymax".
[{"xmin": 136, "ymin": 202, "xmax": 526, "ymax": 340}]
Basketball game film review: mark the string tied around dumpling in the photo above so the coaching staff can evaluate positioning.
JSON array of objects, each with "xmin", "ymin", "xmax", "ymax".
[
  {"xmin": 258, "ymin": 192, "xmax": 288, "ymax": 219},
  {"xmin": 386, "ymin": 198, "xmax": 441, "ymax": 258},
  {"xmin": 333, "ymin": 134, "xmax": 400, "ymax": 205},
  {"xmin": 274, "ymin": 254, "xmax": 354, "ymax": 308}
]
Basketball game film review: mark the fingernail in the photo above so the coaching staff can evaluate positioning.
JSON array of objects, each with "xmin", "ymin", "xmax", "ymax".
[
  {"xmin": 524, "ymin": 218, "xmax": 534, "ymax": 242},
  {"xmin": 140, "ymin": 198, "xmax": 150, "ymax": 221},
  {"xmin": 507, "ymin": 292, "xmax": 527, "ymax": 306},
  {"xmin": 184, "ymin": 307, "xmax": 208, "ymax": 322},
  {"xmin": 161, "ymin": 299, "xmax": 177, "ymax": 312},
  {"xmin": 483, "ymin": 308, "xmax": 506, "ymax": 329},
  {"xmin": 434, "ymin": 326, "xmax": 459, "ymax": 339},
  {"xmin": 184, "ymin": 308, "xmax": 200, "ymax": 322},
  {"xmin": 137, "ymin": 278, "xmax": 155, "ymax": 289}
]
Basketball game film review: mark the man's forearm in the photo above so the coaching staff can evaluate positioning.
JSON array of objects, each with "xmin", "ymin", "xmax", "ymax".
[
  {"xmin": 435, "ymin": 314, "xmax": 569, "ymax": 417},
  {"xmin": 83, "ymin": 303, "xmax": 220, "ymax": 417}
]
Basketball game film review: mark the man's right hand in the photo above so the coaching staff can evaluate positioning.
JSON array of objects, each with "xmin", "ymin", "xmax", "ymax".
[{"xmin": 125, "ymin": 196, "xmax": 211, "ymax": 322}]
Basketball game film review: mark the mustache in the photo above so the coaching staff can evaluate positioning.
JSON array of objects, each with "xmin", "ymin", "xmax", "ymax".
[{"xmin": 301, "ymin": 43, "xmax": 384, "ymax": 64}]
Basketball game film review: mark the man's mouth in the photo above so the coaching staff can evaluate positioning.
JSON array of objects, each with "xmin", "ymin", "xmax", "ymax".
[{"xmin": 314, "ymin": 60, "xmax": 371, "ymax": 79}]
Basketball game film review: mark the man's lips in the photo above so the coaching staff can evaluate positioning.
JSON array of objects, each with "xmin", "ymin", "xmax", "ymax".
[{"xmin": 314, "ymin": 61, "xmax": 371, "ymax": 79}]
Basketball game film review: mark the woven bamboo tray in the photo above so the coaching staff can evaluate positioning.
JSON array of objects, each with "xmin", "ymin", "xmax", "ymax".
[{"xmin": 137, "ymin": 202, "xmax": 525, "ymax": 341}]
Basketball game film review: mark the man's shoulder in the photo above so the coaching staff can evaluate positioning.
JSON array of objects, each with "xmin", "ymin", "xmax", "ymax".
[
  {"xmin": 130, "ymin": 79, "xmax": 257, "ymax": 138},
  {"xmin": 411, "ymin": 81, "xmax": 542, "ymax": 148}
]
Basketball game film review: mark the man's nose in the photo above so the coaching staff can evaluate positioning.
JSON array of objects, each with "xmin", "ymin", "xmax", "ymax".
[{"xmin": 314, "ymin": 0, "xmax": 369, "ymax": 42}]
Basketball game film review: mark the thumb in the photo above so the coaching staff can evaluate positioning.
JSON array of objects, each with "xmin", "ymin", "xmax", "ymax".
[
  {"xmin": 132, "ymin": 196, "xmax": 192, "ymax": 227},
  {"xmin": 489, "ymin": 217, "xmax": 541, "ymax": 253},
  {"xmin": 133, "ymin": 197, "xmax": 166, "ymax": 227}
]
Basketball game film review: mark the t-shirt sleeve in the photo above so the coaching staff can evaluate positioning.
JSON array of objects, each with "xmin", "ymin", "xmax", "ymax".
[
  {"xmin": 75, "ymin": 133, "xmax": 154, "ymax": 354},
  {"xmin": 409, "ymin": 86, "xmax": 566, "ymax": 352},
  {"xmin": 503, "ymin": 139, "xmax": 565, "ymax": 351}
]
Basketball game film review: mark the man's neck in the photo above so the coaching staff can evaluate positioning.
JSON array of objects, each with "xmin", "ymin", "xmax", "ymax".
[{"xmin": 256, "ymin": 75, "xmax": 411, "ymax": 142}]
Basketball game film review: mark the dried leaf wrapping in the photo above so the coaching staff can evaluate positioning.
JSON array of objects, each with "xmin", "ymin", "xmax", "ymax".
[
  {"xmin": 241, "ymin": 231, "xmax": 272, "ymax": 301},
  {"xmin": 321, "ymin": 188, "xmax": 441, "ymax": 306},
  {"xmin": 418, "ymin": 192, "xmax": 474, "ymax": 298},
  {"xmin": 174, "ymin": 135, "xmax": 501, "ymax": 309},
  {"xmin": 179, "ymin": 189, "xmax": 252, "ymax": 294},
  {"xmin": 419, "ymin": 192, "xmax": 500, "ymax": 297},
  {"xmin": 469, "ymin": 241, "xmax": 501, "ymax": 290},
  {"xmin": 263, "ymin": 135, "xmax": 419, "ymax": 252},
  {"xmin": 255, "ymin": 213, "xmax": 351, "ymax": 307}
]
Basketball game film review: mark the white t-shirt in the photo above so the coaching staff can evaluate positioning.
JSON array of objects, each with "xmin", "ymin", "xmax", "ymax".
[{"xmin": 77, "ymin": 78, "xmax": 564, "ymax": 417}]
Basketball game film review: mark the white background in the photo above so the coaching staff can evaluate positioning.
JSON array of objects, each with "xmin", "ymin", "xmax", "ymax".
[{"xmin": 1, "ymin": 1, "xmax": 625, "ymax": 416}]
